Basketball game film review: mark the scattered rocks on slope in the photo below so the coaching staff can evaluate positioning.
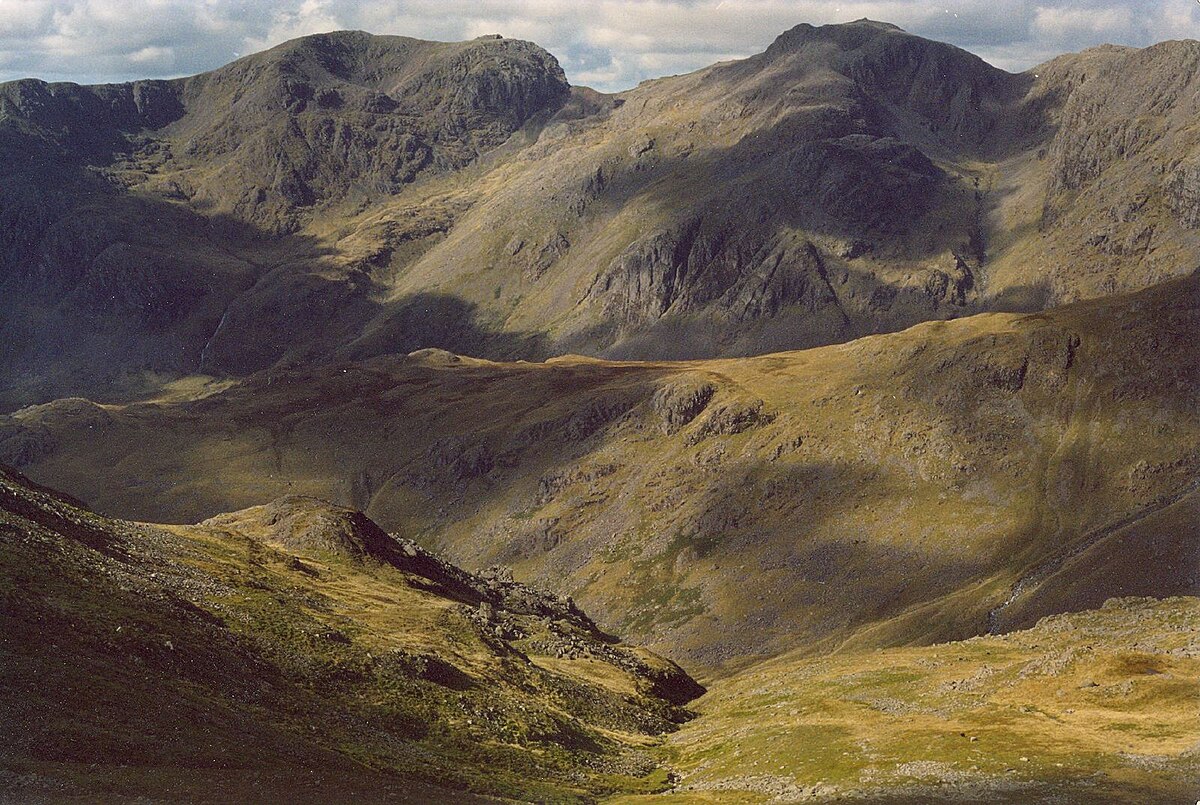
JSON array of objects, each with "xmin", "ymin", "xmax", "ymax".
[
  {"xmin": 686, "ymin": 395, "xmax": 776, "ymax": 445},
  {"xmin": 0, "ymin": 465, "xmax": 705, "ymax": 800},
  {"xmin": 535, "ymin": 462, "xmax": 620, "ymax": 504},
  {"xmin": 653, "ymin": 379, "xmax": 717, "ymax": 434},
  {"xmin": 1166, "ymin": 158, "xmax": 1200, "ymax": 229},
  {"xmin": 430, "ymin": 437, "xmax": 495, "ymax": 481}
]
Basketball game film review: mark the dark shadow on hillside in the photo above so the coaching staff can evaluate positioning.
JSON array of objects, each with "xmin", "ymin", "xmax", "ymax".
[
  {"xmin": 617, "ymin": 452, "xmax": 998, "ymax": 667},
  {"xmin": 0, "ymin": 154, "xmax": 553, "ymax": 411},
  {"xmin": 0, "ymin": 174, "xmax": 345, "ymax": 410},
  {"xmin": 0, "ymin": 44, "xmax": 571, "ymax": 410},
  {"xmin": 868, "ymin": 275, "xmax": 1200, "ymax": 635},
  {"xmin": 983, "ymin": 280, "xmax": 1055, "ymax": 313},
  {"xmin": 338, "ymin": 293, "xmax": 548, "ymax": 364}
]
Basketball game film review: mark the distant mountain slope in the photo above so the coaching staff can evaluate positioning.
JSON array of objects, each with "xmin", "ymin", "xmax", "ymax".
[
  {"xmin": 0, "ymin": 31, "xmax": 568, "ymax": 229},
  {"xmin": 982, "ymin": 40, "xmax": 1200, "ymax": 309},
  {"xmin": 3, "ymin": 21, "xmax": 1200, "ymax": 408},
  {"xmin": 0, "ymin": 31, "xmax": 569, "ymax": 408},
  {"xmin": 5, "ymin": 272, "xmax": 1196, "ymax": 672},
  {"xmin": 0, "ymin": 465, "xmax": 700, "ymax": 802}
]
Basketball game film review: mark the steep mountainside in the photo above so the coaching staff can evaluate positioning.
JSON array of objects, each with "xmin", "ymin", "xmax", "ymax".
[
  {"xmin": 0, "ymin": 466, "xmax": 700, "ymax": 802},
  {"xmin": 4, "ymin": 21, "xmax": 1200, "ymax": 408},
  {"xmin": 983, "ymin": 40, "xmax": 1200, "ymax": 307},
  {"xmin": 0, "ymin": 31, "xmax": 569, "ymax": 408},
  {"xmin": 5, "ymin": 273, "xmax": 1196, "ymax": 672}
]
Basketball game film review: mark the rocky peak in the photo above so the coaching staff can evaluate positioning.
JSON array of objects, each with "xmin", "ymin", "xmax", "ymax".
[
  {"xmin": 192, "ymin": 30, "xmax": 570, "ymax": 117},
  {"xmin": 762, "ymin": 18, "xmax": 1021, "ymax": 150},
  {"xmin": 200, "ymin": 495, "xmax": 602, "ymax": 630},
  {"xmin": 150, "ymin": 31, "xmax": 570, "ymax": 229},
  {"xmin": 201, "ymin": 495, "xmax": 400, "ymax": 561},
  {"xmin": 765, "ymin": 18, "xmax": 907, "ymax": 56}
]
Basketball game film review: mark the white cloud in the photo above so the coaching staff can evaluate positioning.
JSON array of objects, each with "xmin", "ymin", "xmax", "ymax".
[
  {"xmin": 0, "ymin": 0, "xmax": 1198, "ymax": 90},
  {"xmin": 1032, "ymin": 4, "xmax": 1134, "ymax": 43},
  {"xmin": 243, "ymin": 0, "xmax": 342, "ymax": 53},
  {"xmin": 128, "ymin": 44, "xmax": 174, "ymax": 64},
  {"xmin": 0, "ymin": 0, "xmax": 54, "ymax": 37}
]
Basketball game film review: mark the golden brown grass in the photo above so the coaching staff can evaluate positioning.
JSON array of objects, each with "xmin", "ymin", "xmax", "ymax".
[
  {"xmin": 639, "ymin": 597, "xmax": 1200, "ymax": 803},
  {"xmin": 4, "ymin": 275, "xmax": 1197, "ymax": 676}
]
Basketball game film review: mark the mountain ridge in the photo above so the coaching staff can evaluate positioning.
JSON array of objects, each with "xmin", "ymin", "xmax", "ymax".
[
  {"xmin": 2, "ymin": 18, "xmax": 1198, "ymax": 803},
  {"xmin": 4, "ymin": 21, "xmax": 1200, "ymax": 409},
  {"xmin": 6, "ymin": 271, "xmax": 1196, "ymax": 673}
]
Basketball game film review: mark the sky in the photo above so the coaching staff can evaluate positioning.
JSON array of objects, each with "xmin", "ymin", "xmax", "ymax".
[{"xmin": 1, "ymin": 0, "xmax": 1198, "ymax": 92}]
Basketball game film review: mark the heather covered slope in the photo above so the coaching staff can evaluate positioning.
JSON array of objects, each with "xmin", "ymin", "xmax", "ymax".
[
  {"xmin": 5, "ymin": 273, "xmax": 1197, "ymax": 673},
  {"xmin": 5, "ymin": 22, "xmax": 1200, "ymax": 408},
  {"xmin": 0, "ymin": 466, "xmax": 700, "ymax": 802}
]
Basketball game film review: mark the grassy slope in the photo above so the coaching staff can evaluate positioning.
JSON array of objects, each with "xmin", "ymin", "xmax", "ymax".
[
  {"xmin": 616, "ymin": 597, "xmax": 1200, "ymax": 804},
  {"xmin": 3, "ymin": 275, "xmax": 1197, "ymax": 675},
  {"xmin": 0, "ymin": 468, "xmax": 699, "ymax": 803}
]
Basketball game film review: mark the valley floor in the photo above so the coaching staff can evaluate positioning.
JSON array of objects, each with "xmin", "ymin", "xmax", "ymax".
[{"xmin": 622, "ymin": 597, "xmax": 1200, "ymax": 804}]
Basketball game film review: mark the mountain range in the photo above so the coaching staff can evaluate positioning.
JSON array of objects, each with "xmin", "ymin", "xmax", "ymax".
[
  {"xmin": 3, "ymin": 20, "xmax": 1200, "ymax": 408},
  {"xmin": 1, "ymin": 18, "xmax": 1197, "ymax": 804}
]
